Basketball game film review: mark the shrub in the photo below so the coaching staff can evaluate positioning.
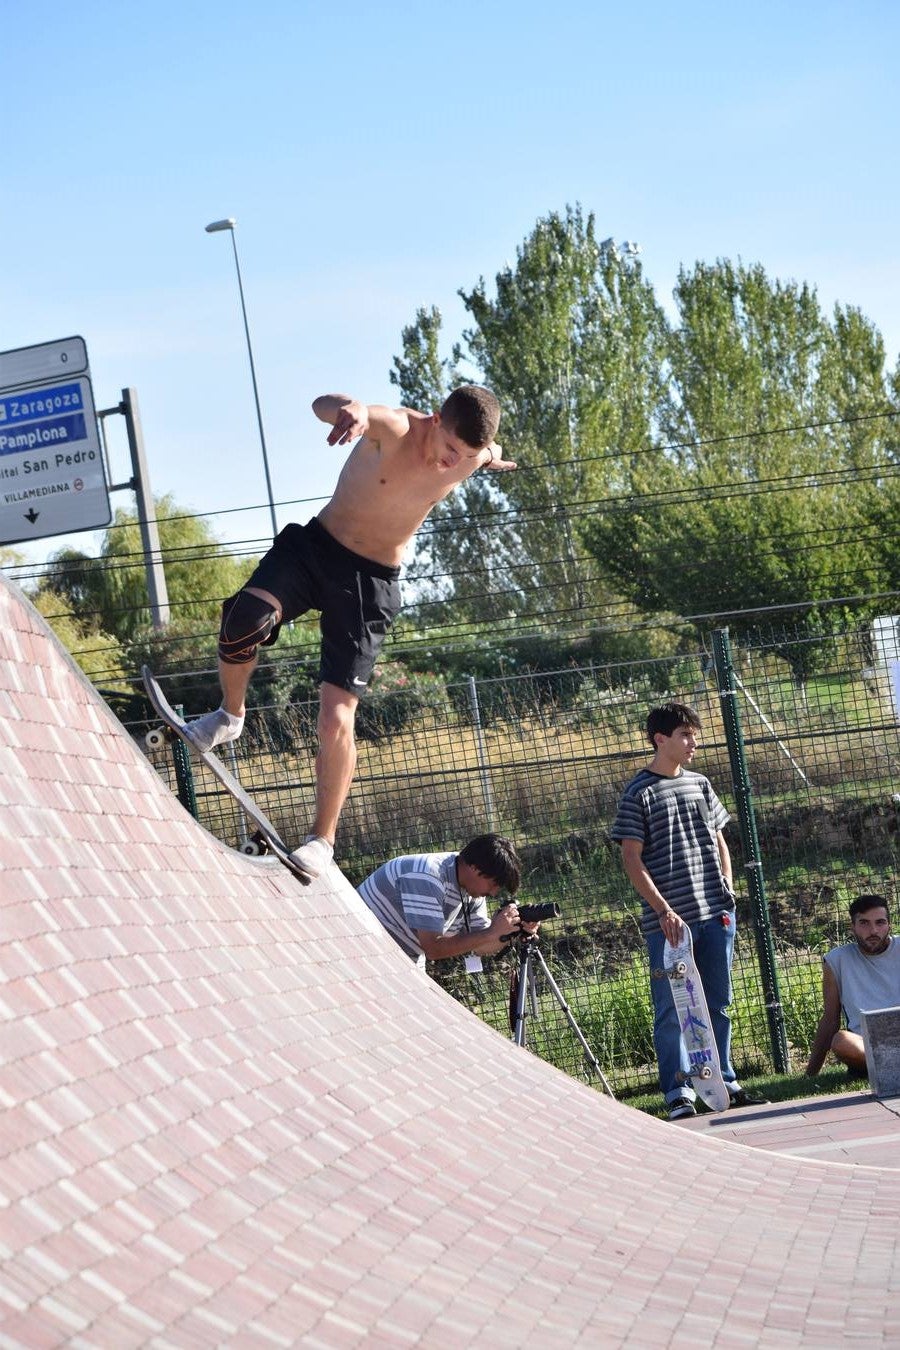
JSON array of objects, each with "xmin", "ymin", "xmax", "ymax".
[
  {"xmin": 355, "ymin": 663, "xmax": 451, "ymax": 742},
  {"xmin": 338, "ymin": 775, "xmax": 484, "ymax": 868},
  {"xmin": 569, "ymin": 952, "xmax": 655, "ymax": 1069}
]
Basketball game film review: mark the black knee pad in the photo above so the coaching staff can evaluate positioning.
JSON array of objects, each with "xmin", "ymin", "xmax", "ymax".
[{"xmin": 219, "ymin": 591, "xmax": 281, "ymax": 665}]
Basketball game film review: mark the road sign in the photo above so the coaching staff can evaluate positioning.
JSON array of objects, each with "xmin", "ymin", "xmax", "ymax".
[{"xmin": 0, "ymin": 337, "xmax": 111, "ymax": 546}]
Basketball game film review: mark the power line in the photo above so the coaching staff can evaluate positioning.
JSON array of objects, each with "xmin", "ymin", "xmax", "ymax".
[
  {"xmin": 5, "ymin": 400, "xmax": 898, "ymax": 572},
  {"xmin": 517, "ymin": 404, "xmax": 899, "ymax": 473},
  {"xmin": 29, "ymin": 500, "xmax": 900, "ymax": 631},
  {"xmin": 75, "ymin": 585, "xmax": 900, "ymax": 687},
  {"xmin": 13, "ymin": 452, "xmax": 898, "ymax": 588}
]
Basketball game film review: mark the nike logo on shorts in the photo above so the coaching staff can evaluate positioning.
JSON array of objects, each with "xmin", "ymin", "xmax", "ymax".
[{"xmin": 352, "ymin": 677, "xmax": 367, "ymax": 687}]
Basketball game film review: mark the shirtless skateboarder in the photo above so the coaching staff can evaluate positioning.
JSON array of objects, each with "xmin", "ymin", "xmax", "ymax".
[{"xmin": 183, "ymin": 385, "xmax": 516, "ymax": 876}]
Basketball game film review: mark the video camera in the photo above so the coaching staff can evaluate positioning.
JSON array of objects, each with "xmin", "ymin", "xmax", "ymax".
[{"xmin": 515, "ymin": 901, "xmax": 561, "ymax": 924}]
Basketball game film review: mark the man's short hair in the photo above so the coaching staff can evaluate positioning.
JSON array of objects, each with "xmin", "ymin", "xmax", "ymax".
[
  {"xmin": 458, "ymin": 833, "xmax": 520, "ymax": 895},
  {"xmin": 440, "ymin": 385, "xmax": 501, "ymax": 449},
  {"xmin": 645, "ymin": 702, "xmax": 702, "ymax": 747},
  {"xmin": 849, "ymin": 893, "xmax": 890, "ymax": 921}
]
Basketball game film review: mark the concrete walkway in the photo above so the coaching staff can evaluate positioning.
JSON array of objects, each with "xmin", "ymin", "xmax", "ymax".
[{"xmin": 678, "ymin": 1089, "xmax": 900, "ymax": 1166}]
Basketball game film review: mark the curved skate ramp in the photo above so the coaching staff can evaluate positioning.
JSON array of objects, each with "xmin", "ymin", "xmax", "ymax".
[{"xmin": 1, "ymin": 573, "xmax": 899, "ymax": 1348}]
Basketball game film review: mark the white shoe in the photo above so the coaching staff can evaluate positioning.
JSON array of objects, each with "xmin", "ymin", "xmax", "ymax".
[
  {"xmin": 182, "ymin": 707, "xmax": 244, "ymax": 754},
  {"xmin": 291, "ymin": 835, "xmax": 334, "ymax": 877}
]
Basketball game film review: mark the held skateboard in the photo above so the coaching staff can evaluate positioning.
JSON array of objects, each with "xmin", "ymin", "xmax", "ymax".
[
  {"xmin": 663, "ymin": 927, "xmax": 730, "ymax": 1112},
  {"xmin": 141, "ymin": 665, "xmax": 311, "ymax": 886}
]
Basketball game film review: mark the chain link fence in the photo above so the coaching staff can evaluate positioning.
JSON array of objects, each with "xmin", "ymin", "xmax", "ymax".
[{"xmin": 129, "ymin": 618, "xmax": 900, "ymax": 1101}]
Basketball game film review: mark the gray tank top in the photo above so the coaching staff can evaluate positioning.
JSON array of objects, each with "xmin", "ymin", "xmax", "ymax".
[{"xmin": 824, "ymin": 936, "xmax": 900, "ymax": 1034}]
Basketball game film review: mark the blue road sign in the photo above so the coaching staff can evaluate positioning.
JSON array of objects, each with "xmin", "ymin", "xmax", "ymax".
[{"xmin": 0, "ymin": 339, "xmax": 111, "ymax": 546}]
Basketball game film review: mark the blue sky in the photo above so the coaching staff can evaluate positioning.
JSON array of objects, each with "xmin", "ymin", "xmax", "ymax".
[{"xmin": 3, "ymin": 0, "xmax": 898, "ymax": 569}]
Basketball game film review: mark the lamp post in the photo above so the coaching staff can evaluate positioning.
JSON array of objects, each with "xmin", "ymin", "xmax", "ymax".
[{"xmin": 205, "ymin": 218, "xmax": 278, "ymax": 538}]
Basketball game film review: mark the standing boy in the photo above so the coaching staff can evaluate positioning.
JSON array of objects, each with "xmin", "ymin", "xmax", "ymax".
[
  {"xmin": 611, "ymin": 702, "xmax": 764, "ymax": 1119},
  {"xmin": 184, "ymin": 386, "xmax": 515, "ymax": 876}
]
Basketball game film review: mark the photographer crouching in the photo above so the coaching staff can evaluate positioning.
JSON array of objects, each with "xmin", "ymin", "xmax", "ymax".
[{"xmin": 357, "ymin": 833, "xmax": 539, "ymax": 967}]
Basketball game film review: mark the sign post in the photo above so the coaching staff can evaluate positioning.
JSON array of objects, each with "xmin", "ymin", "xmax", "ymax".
[{"xmin": 0, "ymin": 337, "xmax": 111, "ymax": 545}]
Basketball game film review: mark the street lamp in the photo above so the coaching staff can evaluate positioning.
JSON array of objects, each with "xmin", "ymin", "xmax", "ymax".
[{"xmin": 205, "ymin": 217, "xmax": 278, "ymax": 538}]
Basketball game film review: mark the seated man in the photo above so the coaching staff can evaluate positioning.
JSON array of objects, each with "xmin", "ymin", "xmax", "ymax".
[
  {"xmin": 806, "ymin": 894, "xmax": 900, "ymax": 1078},
  {"xmin": 357, "ymin": 834, "xmax": 530, "ymax": 965}
]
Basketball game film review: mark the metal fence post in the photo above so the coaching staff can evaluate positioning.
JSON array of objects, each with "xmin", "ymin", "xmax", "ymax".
[
  {"xmin": 711, "ymin": 628, "xmax": 789, "ymax": 1073},
  {"xmin": 466, "ymin": 675, "xmax": 496, "ymax": 831},
  {"xmin": 172, "ymin": 703, "xmax": 198, "ymax": 819}
]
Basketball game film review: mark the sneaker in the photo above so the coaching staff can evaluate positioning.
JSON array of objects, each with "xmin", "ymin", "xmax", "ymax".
[
  {"xmin": 290, "ymin": 834, "xmax": 334, "ymax": 877},
  {"xmin": 182, "ymin": 707, "xmax": 244, "ymax": 754},
  {"xmin": 728, "ymin": 1088, "xmax": 770, "ymax": 1109},
  {"xmin": 668, "ymin": 1097, "xmax": 697, "ymax": 1121}
]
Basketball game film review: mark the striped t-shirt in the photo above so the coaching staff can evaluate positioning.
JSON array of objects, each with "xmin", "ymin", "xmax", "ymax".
[
  {"xmin": 357, "ymin": 852, "xmax": 490, "ymax": 963},
  {"xmin": 610, "ymin": 768, "xmax": 733, "ymax": 934}
]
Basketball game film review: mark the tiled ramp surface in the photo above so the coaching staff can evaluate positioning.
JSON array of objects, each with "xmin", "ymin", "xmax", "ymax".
[{"xmin": 2, "ymin": 572, "xmax": 900, "ymax": 1348}]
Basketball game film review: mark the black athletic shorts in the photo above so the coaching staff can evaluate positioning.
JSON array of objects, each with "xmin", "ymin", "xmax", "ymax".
[{"xmin": 245, "ymin": 517, "xmax": 401, "ymax": 693}]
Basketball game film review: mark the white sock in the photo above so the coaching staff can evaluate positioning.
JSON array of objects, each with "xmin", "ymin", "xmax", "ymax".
[{"xmin": 184, "ymin": 706, "xmax": 244, "ymax": 752}]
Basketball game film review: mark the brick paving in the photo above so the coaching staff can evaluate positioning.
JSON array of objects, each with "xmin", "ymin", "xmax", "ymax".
[
  {"xmin": 2, "ymin": 572, "xmax": 900, "ymax": 1347},
  {"xmin": 678, "ymin": 1089, "xmax": 900, "ymax": 1165}
]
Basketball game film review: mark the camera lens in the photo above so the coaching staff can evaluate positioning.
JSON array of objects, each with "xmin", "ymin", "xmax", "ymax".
[{"xmin": 517, "ymin": 901, "xmax": 561, "ymax": 923}]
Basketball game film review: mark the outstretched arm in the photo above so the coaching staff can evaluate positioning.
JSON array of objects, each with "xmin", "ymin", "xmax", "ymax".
[
  {"xmin": 805, "ymin": 961, "xmax": 843, "ymax": 1076},
  {"xmin": 482, "ymin": 443, "xmax": 517, "ymax": 472},
  {"xmin": 312, "ymin": 394, "xmax": 410, "ymax": 447}
]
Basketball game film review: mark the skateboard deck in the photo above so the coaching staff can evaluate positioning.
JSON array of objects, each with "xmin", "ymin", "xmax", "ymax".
[
  {"xmin": 663, "ymin": 928, "xmax": 730, "ymax": 1112},
  {"xmin": 141, "ymin": 665, "xmax": 311, "ymax": 886}
]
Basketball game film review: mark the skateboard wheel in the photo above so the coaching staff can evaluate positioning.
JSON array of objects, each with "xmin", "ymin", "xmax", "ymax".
[
  {"xmin": 145, "ymin": 727, "xmax": 166, "ymax": 750},
  {"xmin": 698, "ymin": 1065, "xmax": 713, "ymax": 1079},
  {"xmin": 674, "ymin": 961, "xmax": 687, "ymax": 977},
  {"xmin": 240, "ymin": 830, "xmax": 270, "ymax": 858}
]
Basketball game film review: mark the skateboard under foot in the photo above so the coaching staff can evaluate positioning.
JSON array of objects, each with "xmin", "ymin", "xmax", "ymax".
[{"xmin": 141, "ymin": 665, "xmax": 311, "ymax": 886}]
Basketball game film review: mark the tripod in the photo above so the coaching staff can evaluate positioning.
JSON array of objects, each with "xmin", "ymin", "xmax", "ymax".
[{"xmin": 509, "ymin": 933, "xmax": 615, "ymax": 1099}]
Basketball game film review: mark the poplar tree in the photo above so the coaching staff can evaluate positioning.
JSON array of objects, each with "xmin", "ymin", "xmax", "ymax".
[
  {"xmin": 583, "ymin": 262, "xmax": 895, "ymax": 678},
  {"xmin": 391, "ymin": 205, "xmax": 669, "ymax": 633}
]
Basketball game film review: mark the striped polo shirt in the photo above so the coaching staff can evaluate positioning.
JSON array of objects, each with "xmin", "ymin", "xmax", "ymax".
[
  {"xmin": 357, "ymin": 852, "xmax": 490, "ymax": 963},
  {"xmin": 611, "ymin": 768, "xmax": 733, "ymax": 934}
]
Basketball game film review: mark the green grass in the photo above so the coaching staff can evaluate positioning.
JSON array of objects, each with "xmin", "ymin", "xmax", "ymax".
[{"xmin": 620, "ymin": 1066, "xmax": 863, "ymax": 1119}]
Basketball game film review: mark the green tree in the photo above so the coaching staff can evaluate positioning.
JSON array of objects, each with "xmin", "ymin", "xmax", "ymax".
[
  {"xmin": 38, "ymin": 494, "xmax": 249, "ymax": 654},
  {"xmin": 390, "ymin": 305, "xmax": 446, "ymax": 412},
  {"xmin": 583, "ymin": 261, "xmax": 896, "ymax": 679},
  {"xmin": 851, "ymin": 332, "xmax": 900, "ymax": 595},
  {"xmin": 391, "ymin": 206, "xmax": 670, "ymax": 632},
  {"xmin": 31, "ymin": 586, "xmax": 129, "ymax": 689}
]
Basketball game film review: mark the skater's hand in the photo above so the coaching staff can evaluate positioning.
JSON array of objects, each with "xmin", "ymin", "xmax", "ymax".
[
  {"xmin": 658, "ymin": 907, "xmax": 684, "ymax": 946},
  {"xmin": 327, "ymin": 400, "xmax": 370, "ymax": 446},
  {"xmin": 483, "ymin": 442, "xmax": 517, "ymax": 471}
]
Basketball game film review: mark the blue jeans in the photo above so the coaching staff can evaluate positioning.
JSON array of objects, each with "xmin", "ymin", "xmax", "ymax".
[{"xmin": 646, "ymin": 916, "xmax": 739, "ymax": 1104}]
